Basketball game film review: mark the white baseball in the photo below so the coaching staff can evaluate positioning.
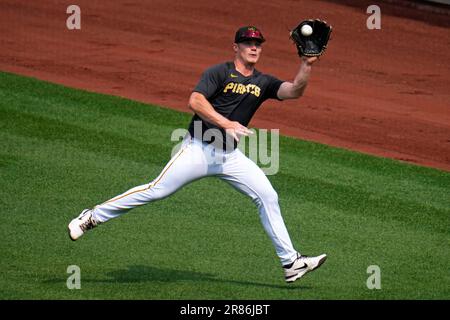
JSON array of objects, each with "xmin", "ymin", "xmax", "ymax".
[{"xmin": 301, "ymin": 24, "xmax": 313, "ymax": 36}]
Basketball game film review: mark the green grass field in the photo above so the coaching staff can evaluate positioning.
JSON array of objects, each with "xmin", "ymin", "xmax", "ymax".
[{"xmin": 1, "ymin": 71, "xmax": 449, "ymax": 299}]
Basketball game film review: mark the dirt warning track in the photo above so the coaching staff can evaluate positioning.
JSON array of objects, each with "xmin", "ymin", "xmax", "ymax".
[{"xmin": 1, "ymin": 0, "xmax": 449, "ymax": 171}]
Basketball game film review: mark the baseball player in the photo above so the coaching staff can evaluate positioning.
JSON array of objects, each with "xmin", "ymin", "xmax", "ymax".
[{"xmin": 68, "ymin": 26, "xmax": 328, "ymax": 283}]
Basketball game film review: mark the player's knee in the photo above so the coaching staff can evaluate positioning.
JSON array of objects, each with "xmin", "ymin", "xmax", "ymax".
[
  {"xmin": 145, "ymin": 187, "xmax": 169, "ymax": 200},
  {"xmin": 267, "ymin": 189, "xmax": 279, "ymax": 204},
  {"xmin": 145, "ymin": 181, "xmax": 181, "ymax": 200},
  {"xmin": 257, "ymin": 188, "xmax": 279, "ymax": 206}
]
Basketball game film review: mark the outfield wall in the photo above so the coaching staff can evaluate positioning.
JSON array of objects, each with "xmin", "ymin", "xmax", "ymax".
[
  {"xmin": 424, "ymin": 0, "xmax": 450, "ymax": 5},
  {"xmin": 382, "ymin": 0, "xmax": 450, "ymax": 15}
]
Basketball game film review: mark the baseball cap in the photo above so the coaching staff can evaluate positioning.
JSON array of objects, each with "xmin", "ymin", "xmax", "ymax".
[{"xmin": 234, "ymin": 26, "xmax": 265, "ymax": 43}]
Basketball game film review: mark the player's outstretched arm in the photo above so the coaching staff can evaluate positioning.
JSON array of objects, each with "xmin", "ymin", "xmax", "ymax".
[
  {"xmin": 277, "ymin": 56, "xmax": 318, "ymax": 100},
  {"xmin": 188, "ymin": 92, "xmax": 253, "ymax": 141}
]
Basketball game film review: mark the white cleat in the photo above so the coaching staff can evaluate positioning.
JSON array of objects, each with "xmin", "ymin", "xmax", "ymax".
[
  {"xmin": 68, "ymin": 209, "xmax": 99, "ymax": 241},
  {"xmin": 283, "ymin": 253, "xmax": 327, "ymax": 283}
]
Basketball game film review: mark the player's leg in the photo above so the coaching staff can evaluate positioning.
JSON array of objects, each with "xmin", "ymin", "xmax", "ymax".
[
  {"xmin": 218, "ymin": 149, "xmax": 298, "ymax": 266},
  {"xmin": 92, "ymin": 139, "xmax": 207, "ymax": 221},
  {"xmin": 68, "ymin": 137, "xmax": 208, "ymax": 240},
  {"xmin": 218, "ymin": 149, "xmax": 327, "ymax": 282}
]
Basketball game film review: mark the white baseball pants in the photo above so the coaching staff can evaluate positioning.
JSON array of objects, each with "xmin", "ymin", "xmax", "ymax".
[{"xmin": 91, "ymin": 135, "xmax": 298, "ymax": 265}]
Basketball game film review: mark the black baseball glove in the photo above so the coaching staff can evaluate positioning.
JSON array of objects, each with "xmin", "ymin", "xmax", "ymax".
[{"xmin": 290, "ymin": 19, "xmax": 332, "ymax": 57}]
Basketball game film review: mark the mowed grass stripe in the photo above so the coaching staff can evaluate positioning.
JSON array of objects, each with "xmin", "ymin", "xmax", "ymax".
[{"xmin": 0, "ymin": 71, "xmax": 449, "ymax": 299}]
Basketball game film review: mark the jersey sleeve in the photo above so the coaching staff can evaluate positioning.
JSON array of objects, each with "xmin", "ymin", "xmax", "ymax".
[
  {"xmin": 192, "ymin": 63, "xmax": 227, "ymax": 99},
  {"xmin": 264, "ymin": 75, "xmax": 284, "ymax": 101}
]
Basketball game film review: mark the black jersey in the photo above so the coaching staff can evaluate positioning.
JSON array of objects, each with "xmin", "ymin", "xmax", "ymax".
[{"xmin": 187, "ymin": 61, "xmax": 284, "ymax": 150}]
